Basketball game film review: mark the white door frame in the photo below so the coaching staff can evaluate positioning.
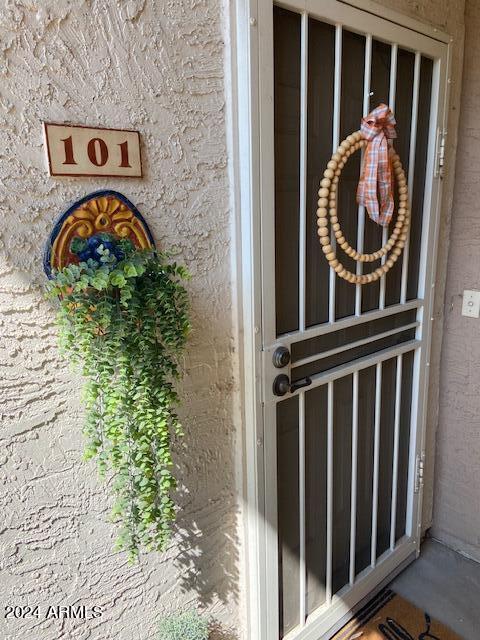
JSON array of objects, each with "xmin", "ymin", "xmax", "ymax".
[{"xmin": 231, "ymin": 1, "xmax": 452, "ymax": 638}]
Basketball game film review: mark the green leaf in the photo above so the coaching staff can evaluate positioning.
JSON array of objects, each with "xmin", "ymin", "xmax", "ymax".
[
  {"xmin": 123, "ymin": 262, "xmax": 138, "ymax": 278},
  {"xmin": 70, "ymin": 237, "xmax": 87, "ymax": 254},
  {"xmin": 91, "ymin": 273, "xmax": 109, "ymax": 290},
  {"xmin": 110, "ymin": 272, "xmax": 127, "ymax": 287}
]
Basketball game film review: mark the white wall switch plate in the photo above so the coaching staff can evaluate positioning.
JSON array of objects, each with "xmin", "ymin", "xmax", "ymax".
[{"xmin": 462, "ymin": 290, "xmax": 480, "ymax": 318}]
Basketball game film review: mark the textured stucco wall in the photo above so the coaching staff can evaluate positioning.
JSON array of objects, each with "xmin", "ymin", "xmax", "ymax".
[
  {"xmin": 0, "ymin": 2, "xmax": 243, "ymax": 639},
  {"xmin": 431, "ymin": 0, "xmax": 480, "ymax": 562},
  {"xmin": 373, "ymin": 0, "xmax": 465, "ymax": 533}
]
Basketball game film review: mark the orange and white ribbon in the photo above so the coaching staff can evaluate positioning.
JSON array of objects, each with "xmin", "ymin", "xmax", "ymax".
[{"xmin": 357, "ymin": 104, "xmax": 397, "ymax": 226}]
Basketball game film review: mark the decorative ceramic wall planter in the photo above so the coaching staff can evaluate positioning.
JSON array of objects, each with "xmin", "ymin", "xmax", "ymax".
[{"xmin": 44, "ymin": 190, "xmax": 155, "ymax": 277}]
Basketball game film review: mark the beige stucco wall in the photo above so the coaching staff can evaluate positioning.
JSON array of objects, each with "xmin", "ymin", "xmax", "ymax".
[
  {"xmin": 431, "ymin": 0, "xmax": 480, "ymax": 562},
  {"xmin": 0, "ymin": 2, "xmax": 243, "ymax": 639},
  {"xmin": 0, "ymin": 0, "xmax": 472, "ymax": 639}
]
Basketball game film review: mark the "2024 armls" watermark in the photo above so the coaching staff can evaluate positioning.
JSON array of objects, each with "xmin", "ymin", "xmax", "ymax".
[{"xmin": 5, "ymin": 605, "xmax": 103, "ymax": 620}]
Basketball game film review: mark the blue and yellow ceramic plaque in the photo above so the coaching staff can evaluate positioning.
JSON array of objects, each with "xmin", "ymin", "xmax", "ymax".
[{"xmin": 44, "ymin": 190, "xmax": 155, "ymax": 278}]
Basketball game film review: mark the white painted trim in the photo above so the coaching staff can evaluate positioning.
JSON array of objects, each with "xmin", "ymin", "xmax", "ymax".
[
  {"xmin": 410, "ymin": 42, "xmax": 453, "ymax": 552},
  {"xmin": 231, "ymin": 1, "xmax": 267, "ymax": 638},
  {"xmin": 338, "ymin": 0, "xmax": 451, "ymax": 44},
  {"xmin": 276, "ymin": 0, "xmax": 446, "ymax": 57},
  {"xmin": 259, "ymin": 0, "xmax": 277, "ymax": 348},
  {"xmin": 224, "ymin": 2, "xmax": 250, "ymax": 634}
]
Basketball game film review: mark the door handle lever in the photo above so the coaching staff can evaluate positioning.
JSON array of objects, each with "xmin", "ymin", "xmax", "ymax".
[
  {"xmin": 273, "ymin": 374, "xmax": 312, "ymax": 397},
  {"xmin": 290, "ymin": 376, "xmax": 312, "ymax": 393}
]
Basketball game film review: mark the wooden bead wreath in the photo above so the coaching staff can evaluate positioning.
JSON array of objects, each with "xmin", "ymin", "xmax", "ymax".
[{"xmin": 317, "ymin": 129, "xmax": 410, "ymax": 285}]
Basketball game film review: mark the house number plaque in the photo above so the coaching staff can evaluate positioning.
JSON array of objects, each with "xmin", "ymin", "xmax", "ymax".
[{"xmin": 43, "ymin": 123, "xmax": 142, "ymax": 178}]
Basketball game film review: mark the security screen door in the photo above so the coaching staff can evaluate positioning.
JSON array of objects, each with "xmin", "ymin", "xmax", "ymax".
[{"xmin": 256, "ymin": 2, "xmax": 449, "ymax": 639}]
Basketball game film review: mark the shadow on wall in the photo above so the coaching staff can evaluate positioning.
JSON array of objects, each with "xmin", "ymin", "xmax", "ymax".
[
  {"xmin": 208, "ymin": 620, "xmax": 239, "ymax": 640},
  {"xmin": 171, "ymin": 293, "xmax": 241, "ymax": 636},
  {"xmin": 164, "ymin": 217, "xmax": 243, "ymax": 638},
  {"xmin": 174, "ymin": 481, "xmax": 240, "ymax": 610}
]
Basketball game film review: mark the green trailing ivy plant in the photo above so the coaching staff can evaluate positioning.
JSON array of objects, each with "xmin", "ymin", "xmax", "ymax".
[{"xmin": 46, "ymin": 234, "xmax": 190, "ymax": 561}]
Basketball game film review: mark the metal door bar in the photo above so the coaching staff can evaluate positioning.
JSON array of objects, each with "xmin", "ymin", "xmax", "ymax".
[
  {"xmin": 355, "ymin": 34, "xmax": 372, "ymax": 315},
  {"xmin": 291, "ymin": 320, "xmax": 419, "ymax": 369},
  {"xmin": 299, "ymin": 13, "xmax": 309, "ymax": 332},
  {"xmin": 276, "ymin": 298, "xmax": 422, "ymax": 346},
  {"xmin": 326, "ymin": 380, "xmax": 334, "ymax": 604},
  {"xmin": 370, "ymin": 361, "xmax": 383, "ymax": 566},
  {"xmin": 390, "ymin": 354, "xmax": 404, "ymax": 549},
  {"xmin": 379, "ymin": 43, "xmax": 398, "ymax": 308},
  {"xmin": 329, "ymin": 24, "xmax": 343, "ymax": 323},
  {"xmin": 388, "ymin": 44, "xmax": 398, "ymax": 121},
  {"xmin": 307, "ymin": 339, "xmax": 417, "ymax": 389},
  {"xmin": 349, "ymin": 371, "xmax": 360, "ymax": 584},
  {"xmin": 298, "ymin": 389, "xmax": 307, "ymax": 626},
  {"xmin": 400, "ymin": 52, "xmax": 421, "ymax": 303}
]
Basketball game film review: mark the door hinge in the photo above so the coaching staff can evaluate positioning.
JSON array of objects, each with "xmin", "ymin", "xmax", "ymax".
[
  {"xmin": 414, "ymin": 450, "xmax": 426, "ymax": 494},
  {"xmin": 434, "ymin": 129, "xmax": 447, "ymax": 179}
]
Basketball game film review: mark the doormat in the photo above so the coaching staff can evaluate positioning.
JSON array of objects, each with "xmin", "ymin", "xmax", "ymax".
[{"xmin": 330, "ymin": 588, "xmax": 463, "ymax": 640}]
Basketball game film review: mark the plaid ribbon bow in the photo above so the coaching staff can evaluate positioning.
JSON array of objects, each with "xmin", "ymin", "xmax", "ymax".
[{"xmin": 357, "ymin": 104, "xmax": 397, "ymax": 226}]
